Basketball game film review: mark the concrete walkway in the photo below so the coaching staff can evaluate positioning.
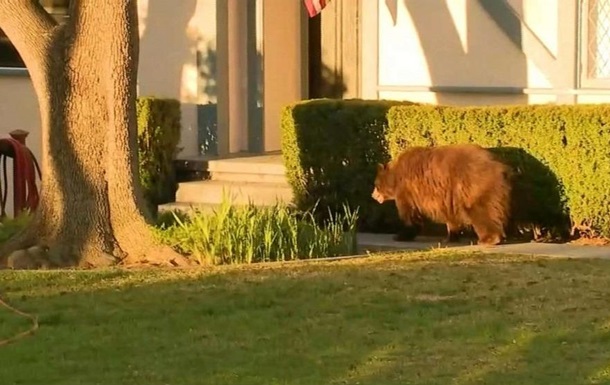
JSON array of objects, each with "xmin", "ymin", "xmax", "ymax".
[{"xmin": 357, "ymin": 232, "xmax": 610, "ymax": 260}]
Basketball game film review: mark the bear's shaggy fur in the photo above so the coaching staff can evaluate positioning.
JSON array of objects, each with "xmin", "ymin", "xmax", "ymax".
[{"xmin": 372, "ymin": 144, "xmax": 512, "ymax": 245}]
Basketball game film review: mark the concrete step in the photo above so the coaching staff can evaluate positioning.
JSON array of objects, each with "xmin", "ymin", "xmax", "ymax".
[
  {"xmin": 175, "ymin": 180, "xmax": 294, "ymax": 206},
  {"xmin": 175, "ymin": 154, "xmax": 287, "ymax": 183},
  {"xmin": 210, "ymin": 171, "xmax": 287, "ymax": 184},
  {"xmin": 206, "ymin": 154, "xmax": 286, "ymax": 176},
  {"xmin": 207, "ymin": 155, "xmax": 287, "ymax": 183}
]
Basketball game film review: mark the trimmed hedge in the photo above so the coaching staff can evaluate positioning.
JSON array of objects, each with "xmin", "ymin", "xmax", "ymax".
[
  {"xmin": 137, "ymin": 97, "xmax": 182, "ymax": 214},
  {"xmin": 387, "ymin": 104, "xmax": 610, "ymax": 237},
  {"xmin": 282, "ymin": 99, "xmax": 610, "ymax": 238},
  {"xmin": 281, "ymin": 99, "xmax": 416, "ymax": 231}
]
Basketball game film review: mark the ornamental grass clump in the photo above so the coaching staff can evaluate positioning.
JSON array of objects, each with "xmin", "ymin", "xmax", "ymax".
[{"xmin": 156, "ymin": 197, "xmax": 359, "ymax": 265}]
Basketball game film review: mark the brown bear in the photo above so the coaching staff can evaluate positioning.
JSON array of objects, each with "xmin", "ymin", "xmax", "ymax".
[{"xmin": 372, "ymin": 144, "xmax": 512, "ymax": 245}]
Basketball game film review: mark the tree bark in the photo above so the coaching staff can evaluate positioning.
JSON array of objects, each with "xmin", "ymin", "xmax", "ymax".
[{"xmin": 0, "ymin": 0, "xmax": 187, "ymax": 268}]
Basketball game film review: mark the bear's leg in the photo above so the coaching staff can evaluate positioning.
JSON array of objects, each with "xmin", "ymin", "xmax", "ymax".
[
  {"xmin": 471, "ymin": 220, "xmax": 504, "ymax": 246},
  {"xmin": 471, "ymin": 222, "xmax": 493, "ymax": 245},
  {"xmin": 445, "ymin": 222, "xmax": 462, "ymax": 243},
  {"xmin": 393, "ymin": 199, "xmax": 421, "ymax": 242},
  {"xmin": 468, "ymin": 207, "xmax": 504, "ymax": 246},
  {"xmin": 393, "ymin": 225, "xmax": 421, "ymax": 242}
]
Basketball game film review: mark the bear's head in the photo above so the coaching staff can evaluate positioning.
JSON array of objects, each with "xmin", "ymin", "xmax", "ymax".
[{"xmin": 372, "ymin": 163, "xmax": 396, "ymax": 204}]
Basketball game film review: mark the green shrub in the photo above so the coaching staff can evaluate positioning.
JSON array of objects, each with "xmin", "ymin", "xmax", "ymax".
[
  {"xmin": 281, "ymin": 98, "xmax": 416, "ymax": 232},
  {"xmin": 154, "ymin": 197, "xmax": 359, "ymax": 265},
  {"xmin": 387, "ymin": 104, "xmax": 610, "ymax": 237},
  {"xmin": 137, "ymin": 97, "xmax": 182, "ymax": 214},
  {"xmin": 0, "ymin": 212, "xmax": 32, "ymax": 245}
]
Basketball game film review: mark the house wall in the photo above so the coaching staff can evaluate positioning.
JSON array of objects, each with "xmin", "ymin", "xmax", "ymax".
[
  {"xmin": 361, "ymin": 0, "xmax": 610, "ymax": 105},
  {"xmin": 0, "ymin": 74, "xmax": 40, "ymax": 218},
  {"xmin": 137, "ymin": 0, "xmax": 217, "ymax": 158},
  {"xmin": 0, "ymin": 75, "xmax": 40, "ymax": 159}
]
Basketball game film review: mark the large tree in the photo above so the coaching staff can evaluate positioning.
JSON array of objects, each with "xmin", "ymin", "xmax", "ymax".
[{"xmin": 0, "ymin": 0, "xmax": 187, "ymax": 268}]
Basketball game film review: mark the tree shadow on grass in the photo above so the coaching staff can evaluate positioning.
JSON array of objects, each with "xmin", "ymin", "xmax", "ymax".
[{"xmin": 1, "ymin": 255, "xmax": 610, "ymax": 384}]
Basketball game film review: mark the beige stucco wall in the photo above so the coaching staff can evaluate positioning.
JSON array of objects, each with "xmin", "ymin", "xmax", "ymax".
[
  {"xmin": 377, "ymin": 0, "xmax": 552, "ymax": 88},
  {"xmin": 0, "ymin": 76, "xmax": 40, "ymax": 158},
  {"xmin": 363, "ymin": 0, "xmax": 610, "ymax": 105},
  {"xmin": 138, "ymin": 0, "xmax": 217, "ymax": 158}
]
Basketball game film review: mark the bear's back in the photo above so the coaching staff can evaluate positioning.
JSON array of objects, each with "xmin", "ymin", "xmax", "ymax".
[{"xmin": 392, "ymin": 144, "xmax": 510, "ymax": 223}]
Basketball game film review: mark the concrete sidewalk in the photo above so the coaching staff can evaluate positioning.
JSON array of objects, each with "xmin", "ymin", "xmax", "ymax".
[{"xmin": 357, "ymin": 232, "xmax": 610, "ymax": 260}]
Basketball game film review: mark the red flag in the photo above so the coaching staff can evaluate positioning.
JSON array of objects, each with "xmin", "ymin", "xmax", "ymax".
[{"xmin": 303, "ymin": 0, "xmax": 330, "ymax": 18}]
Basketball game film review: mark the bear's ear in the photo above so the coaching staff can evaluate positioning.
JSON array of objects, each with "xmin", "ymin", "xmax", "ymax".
[{"xmin": 377, "ymin": 163, "xmax": 386, "ymax": 172}]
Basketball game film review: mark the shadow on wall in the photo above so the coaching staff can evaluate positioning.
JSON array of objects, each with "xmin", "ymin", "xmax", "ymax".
[
  {"xmin": 383, "ymin": 0, "xmax": 528, "ymax": 105},
  {"xmin": 138, "ymin": 0, "xmax": 198, "ymax": 99},
  {"xmin": 198, "ymin": 43, "xmax": 218, "ymax": 99},
  {"xmin": 196, "ymin": 44, "xmax": 265, "ymax": 155},
  {"xmin": 309, "ymin": 60, "xmax": 349, "ymax": 99},
  {"xmin": 308, "ymin": 12, "xmax": 349, "ymax": 99},
  {"xmin": 197, "ymin": 43, "xmax": 218, "ymax": 155},
  {"xmin": 138, "ymin": 0, "xmax": 200, "ymax": 157}
]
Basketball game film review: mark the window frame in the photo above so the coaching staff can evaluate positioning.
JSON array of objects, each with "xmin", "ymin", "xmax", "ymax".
[{"xmin": 579, "ymin": 0, "xmax": 610, "ymax": 88}]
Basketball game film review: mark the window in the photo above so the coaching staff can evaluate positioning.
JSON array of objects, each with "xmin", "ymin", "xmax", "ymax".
[
  {"xmin": 581, "ymin": 0, "xmax": 610, "ymax": 87},
  {"xmin": 0, "ymin": 0, "xmax": 69, "ymax": 69}
]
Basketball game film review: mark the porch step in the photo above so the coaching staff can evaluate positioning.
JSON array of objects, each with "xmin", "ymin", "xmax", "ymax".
[
  {"xmin": 175, "ymin": 180, "xmax": 293, "ymax": 206},
  {"xmin": 210, "ymin": 171, "xmax": 287, "ymax": 184},
  {"xmin": 175, "ymin": 153, "xmax": 288, "ymax": 184},
  {"xmin": 207, "ymin": 154, "xmax": 286, "ymax": 175},
  {"xmin": 208, "ymin": 155, "xmax": 287, "ymax": 183},
  {"xmin": 165, "ymin": 153, "xmax": 293, "ymax": 213}
]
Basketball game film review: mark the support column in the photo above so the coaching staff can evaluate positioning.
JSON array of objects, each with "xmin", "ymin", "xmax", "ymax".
[
  {"xmin": 262, "ymin": 0, "xmax": 309, "ymax": 152},
  {"xmin": 228, "ymin": 0, "xmax": 249, "ymax": 152},
  {"xmin": 216, "ymin": 0, "xmax": 249, "ymax": 155},
  {"xmin": 555, "ymin": 0, "xmax": 578, "ymax": 104},
  {"xmin": 360, "ymin": 0, "xmax": 378, "ymax": 99}
]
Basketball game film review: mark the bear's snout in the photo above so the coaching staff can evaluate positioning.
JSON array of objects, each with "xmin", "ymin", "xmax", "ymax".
[{"xmin": 371, "ymin": 188, "xmax": 385, "ymax": 204}]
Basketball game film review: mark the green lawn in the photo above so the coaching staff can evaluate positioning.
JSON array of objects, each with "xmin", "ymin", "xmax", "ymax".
[{"xmin": 1, "ymin": 251, "xmax": 610, "ymax": 385}]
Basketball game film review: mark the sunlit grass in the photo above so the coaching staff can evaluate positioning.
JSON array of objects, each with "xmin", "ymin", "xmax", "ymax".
[
  {"xmin": 1, "ymin": 251, "xmax": 610, "ymax": 384},
  {"xmin": 0, "ymin": 212, "xmax": 32, "ymax": 244}
]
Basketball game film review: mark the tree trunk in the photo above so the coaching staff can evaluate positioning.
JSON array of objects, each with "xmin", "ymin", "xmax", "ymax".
[{"xmin": 0, "ymin": 1, "xmax": 187, "ymax": 268}]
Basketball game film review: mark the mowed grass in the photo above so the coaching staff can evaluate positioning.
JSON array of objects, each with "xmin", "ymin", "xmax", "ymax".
[{"xmin": 1, "ymin": 251, "xmax": 610, "ymax": 385}]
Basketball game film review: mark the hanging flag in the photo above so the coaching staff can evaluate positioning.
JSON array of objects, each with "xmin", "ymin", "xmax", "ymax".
[{"xmin": 303, "ymin": 0, "xmax": 330, "ymax": 18}]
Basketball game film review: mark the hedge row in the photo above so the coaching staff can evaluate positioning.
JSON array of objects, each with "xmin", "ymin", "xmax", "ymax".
[
  {"xmin": 281, "ymin": 100, "xmax": 610, "ymax": 237},
  {"xmin": 387, "ymin": 104, "xmax": 610, "ymax": 237},
  {"xmin": 137, "ymin": 97, "xmax": 182, "ymax": 214}
]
